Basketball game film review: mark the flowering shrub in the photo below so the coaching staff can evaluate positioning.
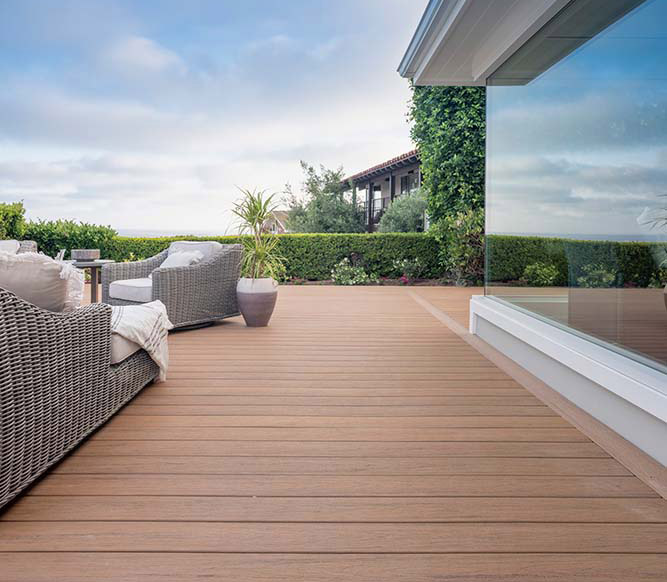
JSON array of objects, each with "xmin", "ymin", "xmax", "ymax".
[
  {"xmin": 393, "ymin": 257, "xmax": 425, "ymax": 283},
  {"xmin": 331, "ymin": 257, "xmax": 377, "ymax": 285}
]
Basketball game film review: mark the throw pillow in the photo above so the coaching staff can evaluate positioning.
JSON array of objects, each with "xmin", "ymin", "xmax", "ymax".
[{"xmin": 0, "ymin": 252, "xmax": 84, "ymax": 312}]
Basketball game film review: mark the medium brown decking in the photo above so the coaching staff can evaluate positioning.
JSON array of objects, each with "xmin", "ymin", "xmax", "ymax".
[{"xmin": 1, "ymin": 286, "xmax": 666, "ymax": 581}]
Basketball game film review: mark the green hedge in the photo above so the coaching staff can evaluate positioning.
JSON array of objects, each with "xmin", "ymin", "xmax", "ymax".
[
  {"xmin": 107, "ymin": 233, "xmax": 443, "ymax": 280},
  {"xmin": 0, "ymin": 202, "xmax": 27, "ymax": 239},
  {"xmin": 24, "ymin": 220, "xmax": 117, "ymax": 259},
  {"xmin": 488, "ymin": 235, "xmax": 667, "ymax": 287}
]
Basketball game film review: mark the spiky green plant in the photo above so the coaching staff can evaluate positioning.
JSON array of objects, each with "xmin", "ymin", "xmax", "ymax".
[{"xmin": 231, "ymin": 188, "xmax": 285, "ymax": 280}]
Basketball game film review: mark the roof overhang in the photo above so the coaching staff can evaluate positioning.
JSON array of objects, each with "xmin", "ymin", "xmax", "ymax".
[
  {"xmin": 398, "ymin": 0, "xmax": 571, "ymax": 86},
  {"xmin": 344, "ymin": 150, "xmax": 420, "ymax": 185}
]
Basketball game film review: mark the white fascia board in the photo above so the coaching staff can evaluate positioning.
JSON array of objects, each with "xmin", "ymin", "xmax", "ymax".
[
  {"xmin": 400, "ymin": 0, "xmax": 570, "ymax": 86},
  {"xmin": 470, "ymin": 295, "xmax": 667, "ymax": 423},
  {"xmin": 412, "ymin": 0, "xmax": 471, "ymax": 85},
  {"xmin": 398, "ymin": 0, "xmax": 470, "ymax": 78}
]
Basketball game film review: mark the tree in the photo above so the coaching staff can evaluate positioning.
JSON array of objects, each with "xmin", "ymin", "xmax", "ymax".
[
  {"xmin": 378, "ymin": 189, "xmax": 427, "ymax": 233},
  {"xmin": 409, "ymin": 85, "xmax": 485, "ymax": 222},
  {"xmin": 285, "ymin": 161, "xmax": 365, "ymax": 233}
]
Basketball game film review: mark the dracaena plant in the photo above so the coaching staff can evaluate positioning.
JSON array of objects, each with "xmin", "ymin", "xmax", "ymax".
[{"xmin": 232, "ymin": 188, "xmax": 285, "ymax": 280}]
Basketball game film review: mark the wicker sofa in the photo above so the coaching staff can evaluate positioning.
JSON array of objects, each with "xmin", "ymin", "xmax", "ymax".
[
  {"xmin": 0, "ymin": 287, "xmax": 159, "ymax": 509},
  {"xmin": 101, "ymin": 242, "xmax": 242, "ymax": 329}
]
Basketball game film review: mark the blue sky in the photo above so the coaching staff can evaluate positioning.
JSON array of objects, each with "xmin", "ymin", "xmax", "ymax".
[{"xmin": 0, "ymin": 0, "xmax": 424, "ymax": 233}]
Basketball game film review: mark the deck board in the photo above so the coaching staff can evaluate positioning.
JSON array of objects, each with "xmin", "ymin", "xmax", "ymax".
[{"xmin": 1, "ymin": 285, "xmax": 665, "ymax": 581}]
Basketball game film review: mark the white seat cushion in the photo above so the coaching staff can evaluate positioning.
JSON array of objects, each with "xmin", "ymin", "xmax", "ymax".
[
  {"xmin": 0, "ymin": 240, "xmax": 20, "ymax": 254},
  {"xmin": 110, "ymin": 333, "xmax": 141, "ymax": 364},
  {"xmin": 109, "ymin": 277, "xmax": 153, "ymax": 303},
  {"xmin": 168, "ymin": 240, "xmax": 222, "ymax": 260},
  {"xmin": 0, "ymin": 251, "xmax": 84, "ymax": 312}
]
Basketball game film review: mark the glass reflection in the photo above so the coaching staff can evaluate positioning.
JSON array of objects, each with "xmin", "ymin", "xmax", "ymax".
[{"xmin": 486, "ymin": 0, "xmax": 667, "ymax": 370}]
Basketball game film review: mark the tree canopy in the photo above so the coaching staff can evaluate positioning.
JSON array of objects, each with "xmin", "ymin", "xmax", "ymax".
[{"xmin": 285, "ymin": 161, "xmax": 365, "ymax": 233}]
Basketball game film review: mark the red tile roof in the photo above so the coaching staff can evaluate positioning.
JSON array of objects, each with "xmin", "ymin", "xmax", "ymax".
[{"xmin": 345, "ymin": 149, "xmax": 419, "ymax": 183}]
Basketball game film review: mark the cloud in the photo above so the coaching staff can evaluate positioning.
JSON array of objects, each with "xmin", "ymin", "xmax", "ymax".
[
  {"xmin": 489, "ymin": 155, "xmax": 667, "ymax": 236},
  {"xmin": 308, "ymin": 38, "xmax": 341, "ymax": 61},
  {"xmin": 0, "ymin": 0, "xmax": 422, "ymax": 232},
  {"xmin": 244, "ymin": 34, "xmax": 296, "ymax": 56},
  {"xmin": 105, "ymin": 36, "xmax": 186, "ymax": 74}
]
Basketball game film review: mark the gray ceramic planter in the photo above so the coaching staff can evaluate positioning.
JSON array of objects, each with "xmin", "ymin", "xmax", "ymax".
[{"xmin": 237, "ymin": 278, "xmax": 278, "ymax": 327}]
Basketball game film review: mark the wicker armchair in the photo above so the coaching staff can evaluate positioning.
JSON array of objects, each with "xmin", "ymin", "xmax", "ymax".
[
  {"xmin": 0, "ymin": 287, "xmax": 159, "ymax": 509},
  {"xmin": 101, "ymin": 244, "xmax": 242, "ymax": 329}
]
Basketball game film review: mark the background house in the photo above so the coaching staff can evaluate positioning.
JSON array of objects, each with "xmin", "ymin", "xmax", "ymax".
[{"xmin": 343, "ymin": 150, "xmax": 421, "ymax": 232}]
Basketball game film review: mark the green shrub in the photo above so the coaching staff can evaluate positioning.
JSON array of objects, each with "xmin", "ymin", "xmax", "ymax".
[
  {"xmin": 330, "ymin": 257, "xmax": 377, "ymax": 285},
  {"xmin": 487, "ymin": 235, "xmax": 667, "ymax": 287},
  {"xmin": 378, "ymin": 189, "xmax": 427, "ymax": 233},
  {"xmin": 107, "ymin": 233, "xmax": 442, "ymax": 280},
  {"xmin": 392, "ymin": 257, "xmax": 426, "ymax": 281},
  {"xmin": 0, "ymin": 201, "xmax": 27, "ymax": 239},
  {"xmin": 24, "ymin": 219, "xmax": 117, "ymax": 258},
  {"xmin": 576, "ymin": 264, "xmax": 618, "ymax": 288},
  {"xmin": 431, "ymin": 208, "xmax": 484, "ymax": 285},
  {"xmin": 522, "ymin": 262, "xmax": 560, "ymax": 287}
]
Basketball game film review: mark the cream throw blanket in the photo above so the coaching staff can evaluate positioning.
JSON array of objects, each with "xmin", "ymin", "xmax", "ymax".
[{"xmin": 110, "ymin": 301, "xmax": 173, "ymax": 381}]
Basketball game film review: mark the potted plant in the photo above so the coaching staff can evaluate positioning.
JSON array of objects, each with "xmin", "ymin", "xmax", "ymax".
[{"xmin": 232, "ymin": 188, "xmax": 285, "ymax": 327}]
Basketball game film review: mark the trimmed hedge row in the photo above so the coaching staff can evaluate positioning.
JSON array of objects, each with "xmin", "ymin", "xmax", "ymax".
[
  {"xmin": 24, "ymin": 220, "xmax": 117, "ymax": 259},
  {"xmin": 106, "ymin": 233, "xmax": 443, "ymax": 280},
  {"xmin": 488, "ymin": 235, "xmax": 667, "ymax": 287}
]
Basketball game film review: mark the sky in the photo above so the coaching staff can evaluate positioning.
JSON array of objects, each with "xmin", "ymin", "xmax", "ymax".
[
  {"xmin": 0, "ymin": 0, "xmax": 425, "ymax": 234},
  {"xmin": 487, "ymin": 0, "xmax": 667, "ymax": 240}
]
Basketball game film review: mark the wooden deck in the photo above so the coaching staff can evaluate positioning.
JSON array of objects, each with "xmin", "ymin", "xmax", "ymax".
[{"xmin": 1, "ymin": 286, "xmax": 666, "ymax": 581}]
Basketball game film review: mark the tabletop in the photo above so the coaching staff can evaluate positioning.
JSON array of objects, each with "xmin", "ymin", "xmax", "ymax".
[{"xmin": 65, "ymin": 259, "xmax": 115, "ymax": 268}]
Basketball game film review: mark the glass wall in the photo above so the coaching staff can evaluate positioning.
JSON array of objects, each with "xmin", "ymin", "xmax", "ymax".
[{"xmin": 486, "ymin": 0, "xmax": 667, "ymax": 371}]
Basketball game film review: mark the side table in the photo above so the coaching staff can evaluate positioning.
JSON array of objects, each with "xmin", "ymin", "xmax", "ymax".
[{"xmin": 67, "ymin": 259, "xmax": 115, "ymax": 303}]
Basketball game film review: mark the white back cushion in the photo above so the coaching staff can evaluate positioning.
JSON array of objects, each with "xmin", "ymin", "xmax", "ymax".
[
  {"xmin": 0, "ymin": 252, "xmax": 84, "ymax": 312},
  {"xmin": 149, "ymin": 250, "xmax": 203, "ymax": 279},
  {"xmin": 160, "ymin": 250, "xmax": 204, "ymax": 269},
  {"xmin": 168, "ymin": 241, "xmax": 222, "ymax": 260},
  {"xmin": 0, "ymin": 240, "xmax": 20, "ymax": 254}
]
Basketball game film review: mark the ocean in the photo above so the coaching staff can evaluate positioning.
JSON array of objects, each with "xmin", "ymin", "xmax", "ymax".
[
  {"xmin": 117, "ymin": 228, "xmax": 234, "ymax": 238},
  {"xmin": 495, "ymin": 233, "xmax": 667, "ymax": 243}
]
